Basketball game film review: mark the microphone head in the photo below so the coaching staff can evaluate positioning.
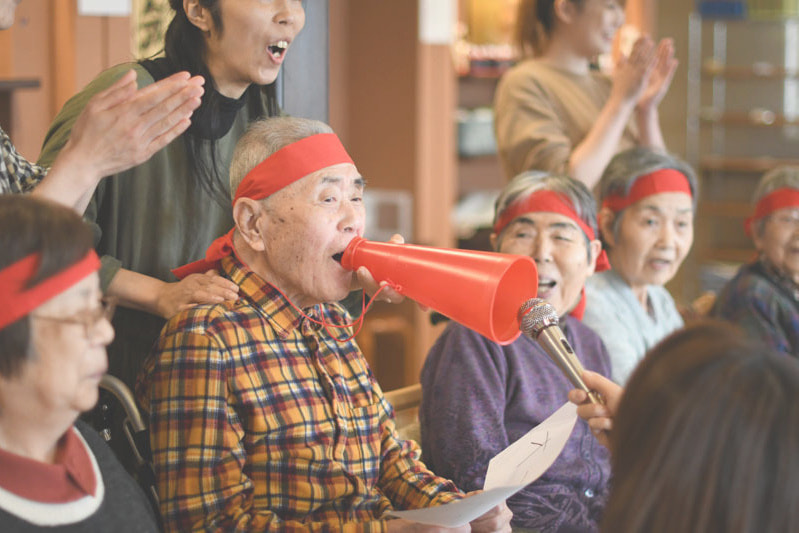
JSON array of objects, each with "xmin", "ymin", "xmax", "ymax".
[{"xmin": 519, "ymin": 298, "xmax": 559, "ymax": 338}]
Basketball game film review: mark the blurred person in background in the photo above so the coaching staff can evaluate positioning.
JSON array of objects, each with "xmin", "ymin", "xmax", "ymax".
[
  {"xmin": 570, "ymin": 320, "xmax": 799, "ymax": 532},
  {"xmin": 714, "ymin": 166, "xmax": 799, "ymax": 355},
  {"xmin": 494, "ymin": 0, "xmax": 677, "ymax": 188}
]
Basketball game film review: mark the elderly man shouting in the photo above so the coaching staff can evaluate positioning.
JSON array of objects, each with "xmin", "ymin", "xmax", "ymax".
[{"xmin": 136, "ymin": 116, "xmax": 511, "ymax": 532}]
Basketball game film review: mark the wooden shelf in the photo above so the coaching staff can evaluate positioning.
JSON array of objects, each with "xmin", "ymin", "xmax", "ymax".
[
  {"xmin": 0, "ymin": 78, "xmax": 40, "ymax": 90},
  {"xmin": 699, "ymin": 155, "xmax": 799, "ymax": 173},
  {"xmin": 699, "ymin": 109, "xmax": 799, "ymax": 128},
  {"xmin": 702, "ymin": 63, "xmax": 799, "ymax": 80}
]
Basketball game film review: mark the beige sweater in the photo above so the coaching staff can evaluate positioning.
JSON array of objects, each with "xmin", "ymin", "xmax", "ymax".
[{"xmin": 494, "ymin": 59, "xmax": 639, "ymax": 180}]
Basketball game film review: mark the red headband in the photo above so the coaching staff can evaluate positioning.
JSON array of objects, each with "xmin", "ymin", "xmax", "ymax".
[
  {"xmin": 173, "ymin": 133, "xmax": 355, "ymax": 279},
  {"xmin": 494, "ymin": 190, "xmax": 609, "ymax": 269},
  {"xmin": 0, "ymin": 250, "xmax": 100, "ymax": 329},
  {"xmin": 601, "ymin": 169, "xmax": 693, "ymax": 212},
  {"xmin": 493, "ymin": 190, "xmax": 609, "ymax": 320},
  {"xmin": 744, "ymin": 188, "xmax": 799, "ymax": 236}
]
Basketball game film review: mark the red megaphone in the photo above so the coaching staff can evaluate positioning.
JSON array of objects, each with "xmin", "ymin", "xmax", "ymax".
[{"xmin": 340, "ymin": 237, "xmax": 538, "ymax": 344}]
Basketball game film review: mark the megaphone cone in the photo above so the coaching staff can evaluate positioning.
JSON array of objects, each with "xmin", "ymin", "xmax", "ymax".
[{"xmin": 340, "ymin": 237, "xmax": 538, "ymax": 344}]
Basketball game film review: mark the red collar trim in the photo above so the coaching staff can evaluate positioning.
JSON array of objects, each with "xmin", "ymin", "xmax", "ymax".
[
  {"xmin": 0, "ymin": 427, "xmax": 97, "ymax": 503},
  {"xmin": 0, "ymin": 250, "xmax": 100, "ymax": 329},
  {"xmin": 601, "ymin": 169, "xmax": 692, "ymax": 212}
]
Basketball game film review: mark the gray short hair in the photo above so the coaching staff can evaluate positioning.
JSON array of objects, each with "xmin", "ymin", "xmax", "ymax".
[
  {"xmin": 599, "ymin": 148, "xmax": 699, "ymax": 207},
  {"xmin": 597, "ymin": 148, "xmax": 698, "ymax": 244},
  {"xmin": 493, "ymin": 171, "xmax": 598, "ymax": 260},
  {"xmin": 752, "ymin": 166, "xmax": 799, "ymax": 236},
  {"xmin": 229, "ymin": 116, "xmax": 334, "ymax": 199}
]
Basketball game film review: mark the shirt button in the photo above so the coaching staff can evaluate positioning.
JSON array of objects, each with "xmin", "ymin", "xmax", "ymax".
[{"xmin": 584, "ymin": 488, "xmax": 595, "ymax": 499}]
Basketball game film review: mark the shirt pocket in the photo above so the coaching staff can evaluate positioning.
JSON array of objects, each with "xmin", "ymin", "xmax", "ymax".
[{"xmin": 343, "ymin": 401, "xmax": 383, "ymax": 487}]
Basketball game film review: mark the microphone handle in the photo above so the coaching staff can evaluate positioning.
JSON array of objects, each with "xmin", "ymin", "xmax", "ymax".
[{"xmin": 537, "ymin": 327, "xmax": 603, "ymax": 405}]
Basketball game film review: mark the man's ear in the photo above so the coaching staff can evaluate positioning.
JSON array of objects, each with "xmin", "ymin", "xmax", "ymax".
[
  {"xmin": 598, "ymin": 207, "xmax": 617, "ymax": 249},
  {"xmin": 183, "ymin": 0, "xmax": 214, "ymax": 33},
  {"xmin": 586, "ymin": 239, "xmax": 603, "ymax": 276},
  {"xmin": 553, "ymin": 0, "xmax": 578, "ymax": 25},
  {"xmin": 489, "ymin": 232, "xmax": 499, "ymax": 252},
  {"xmin": 233, "ymin": 198, "xmax": 267, "ymax": 252}
]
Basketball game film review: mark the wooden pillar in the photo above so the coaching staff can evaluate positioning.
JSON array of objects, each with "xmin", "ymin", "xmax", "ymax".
[
  {"xmin": 329, "ymin": 0, "xmax": 457, "ymax": 388},
  {"xmin": 50, "ymin": 0, "xmax": 76, "ymax": 116},
  {"xmin": 626, "ymin": 0, "xmax": 657, "ymax": 36},
  {"xmin": 0, "ymin": 29, "xmax": 13, "ymax": 76}
]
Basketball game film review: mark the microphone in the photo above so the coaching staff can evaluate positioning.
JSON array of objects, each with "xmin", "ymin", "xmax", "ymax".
[{"xmin": 519, "ymin": 298, "xmax": 603, "ymax": 405}]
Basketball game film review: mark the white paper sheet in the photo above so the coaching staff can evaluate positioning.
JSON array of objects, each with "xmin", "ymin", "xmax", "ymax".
[
  {"xmin": 484, "ymin": 402, "xmax": 578, "ymax": 490},
  {"xmin": 387, "ymin": 402, "xmax": 578, "ymax": 527},
  {"xmin": 387, "ymin": 485, "xmax": 521, "ymax": 528}
]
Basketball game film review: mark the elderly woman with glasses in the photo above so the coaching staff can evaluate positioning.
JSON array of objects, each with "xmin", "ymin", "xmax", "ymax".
[
  {"xmin": 714, "ymin": 167, "xmax": 799, "ymax": 355},
  {"xmin": 0, "ymin": 196, "xmax": 158, "ymax": 531},
  {"xmin": 582, "ymin": 147, "xmax": 697, "ymax": 384}
]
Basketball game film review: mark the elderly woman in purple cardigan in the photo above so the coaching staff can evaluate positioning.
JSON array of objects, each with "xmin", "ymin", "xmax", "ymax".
[{"xmin": 420, "ymin": 171, "xmax": 613, "ymax": 533}]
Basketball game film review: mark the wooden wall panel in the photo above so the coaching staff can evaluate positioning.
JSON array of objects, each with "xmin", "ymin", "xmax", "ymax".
[{"xmin": 10, "ymin": 0, "xmax": 52, "ymax": 161}]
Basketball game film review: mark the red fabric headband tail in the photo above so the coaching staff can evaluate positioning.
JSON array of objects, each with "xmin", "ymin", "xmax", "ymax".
[
  {"xmin": 744, "ymin": 188, "xmax": 799, "ymax": 237},
  {"xmin": 0, "ymin": 250, "xmax": 100, "ymax": 329},
  {"xmin": 172, "ymin": 133, "xmax": 355, "ymax": 279},
  {"xmin": 601, "ymin": 168, "xmax": 692, "ymax": 212}
]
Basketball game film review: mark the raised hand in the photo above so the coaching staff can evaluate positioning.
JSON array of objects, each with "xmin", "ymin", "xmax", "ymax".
[
  {"xmin": 63, "ymin": 69, "xmax": 204, "ymax": 180},
  {"xmin": 636, "ymin": 38, "xmax": 678, "ymax": 112},
  {"xmin": 610, "ymin": 35, "xmax": 657, "ymax": 107}
]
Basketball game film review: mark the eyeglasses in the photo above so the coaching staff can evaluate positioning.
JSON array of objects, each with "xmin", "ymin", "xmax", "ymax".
[{"xmin": 32, "ymin": 297, "xmax": 116, "ymax": 340}]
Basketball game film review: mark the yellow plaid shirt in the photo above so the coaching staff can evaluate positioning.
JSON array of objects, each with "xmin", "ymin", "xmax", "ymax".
[{"xmin": 137, "ymin": 255, "xmax": 461, "ymax": 532}]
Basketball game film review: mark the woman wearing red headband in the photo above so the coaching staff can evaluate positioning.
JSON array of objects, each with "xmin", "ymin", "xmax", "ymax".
[
  {"xmin": 494, "ymin": 0, "xmax": 678, "ymax": 188},
  {"xmin": 420, "ymin": 171, "xmax": 612, "ymax": 532},
  {"xmin": 0, "ymin": 196, "xmax": 158, "ymax": 531},
  {"xmin": 583, "ymin": 148, "xmax": 697, "ymax": 384},
  {"xmin": 714, "ymin": 167, "xmax": 799, "ymax": 355}
]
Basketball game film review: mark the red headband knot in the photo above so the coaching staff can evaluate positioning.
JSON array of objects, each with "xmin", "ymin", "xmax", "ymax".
[
  {"xmin": 173, "ymin": 133, "xmax": 354, "ymax": 279},
  {"xmin": 744, "ymin": 188, "xmax": 799, "ymax": 236},
  {"xmin": 601, "ymin": 168, "xmax": 693, "ymax": 212},
  {"xmin": 0, "ymin": 250, "xmax": 100, "ymax": 329}
]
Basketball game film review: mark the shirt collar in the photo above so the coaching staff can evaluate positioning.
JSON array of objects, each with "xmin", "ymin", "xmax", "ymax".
[
  {"xmin": 0, "ymin": 426, "xmax": 97, "ymax": 503},
  {"xmin": 220, "ymin": 255, "xmax": 326, "ymax": 338}
]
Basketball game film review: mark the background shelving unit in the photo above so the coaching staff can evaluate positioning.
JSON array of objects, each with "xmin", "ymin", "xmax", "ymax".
[{"xmin": 686, "ymin": 14, "xmax": 799, "ymax": 292}]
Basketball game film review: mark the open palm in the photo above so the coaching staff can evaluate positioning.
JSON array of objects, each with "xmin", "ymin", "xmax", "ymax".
[{"xmin": 637, "ymin": 38, "xmax": 678, "ymax": 111}]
